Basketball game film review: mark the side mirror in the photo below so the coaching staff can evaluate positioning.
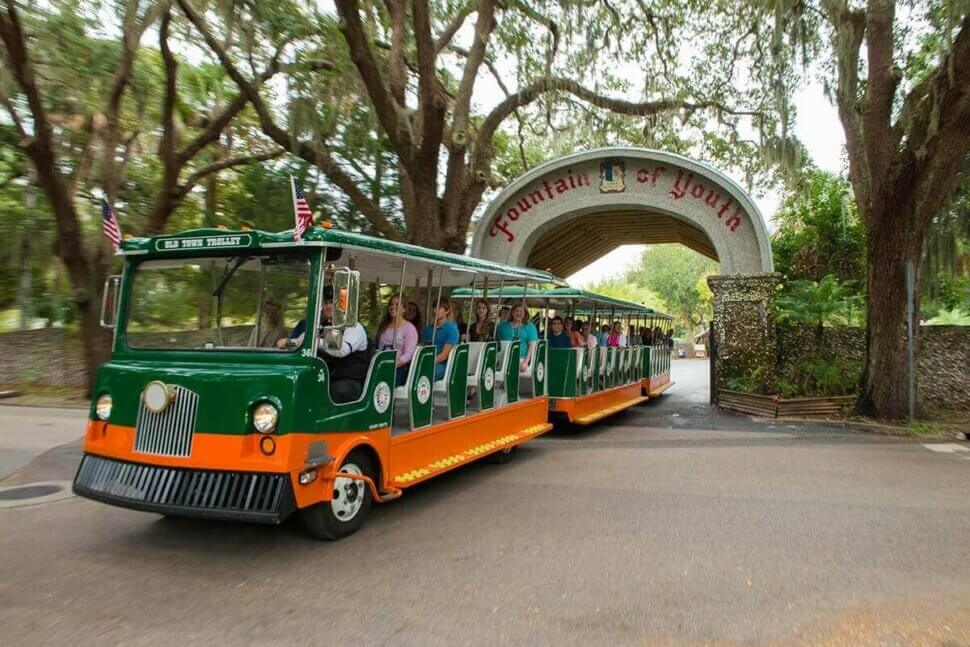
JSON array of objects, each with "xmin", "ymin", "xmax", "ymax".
[
  {"xmin": 100, "ymin": 275, "xmax": 122, "ymax": 329},
  {"xmin": 331, "ymin": 269, "xmax": 359, "ymax": 328}
]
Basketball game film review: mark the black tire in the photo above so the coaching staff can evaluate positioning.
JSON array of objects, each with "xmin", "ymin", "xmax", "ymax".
[
  {"xmin": 301, "ymin": 449, "xmax": 374, "ymax": 540},
  {"xmin": 486, "ymin": 445, "xmax": 516, "ymax": 465}
]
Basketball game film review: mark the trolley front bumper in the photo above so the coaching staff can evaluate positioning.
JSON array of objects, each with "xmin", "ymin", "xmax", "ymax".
[{"xmin": 73, "ymin": 454, "xmax": 296, "ymax": 524}]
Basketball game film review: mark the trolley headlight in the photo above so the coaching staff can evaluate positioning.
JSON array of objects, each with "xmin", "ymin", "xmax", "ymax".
[
  {"xmin": 95, "ymin": 394, "xmax": 112, "ymax": 421},
  {"xmin": 143, "ymin": 380, "xmax": 173, "ymax": 413},
  {"xmin": 252, "ymin": 402, "xmax": 279, "ymax": 434}
]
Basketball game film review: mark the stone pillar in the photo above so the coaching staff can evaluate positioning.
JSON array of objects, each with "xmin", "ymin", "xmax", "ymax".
[{"xmin": 707, "ymin": 274, "xmax": 781, "ymax": 398}]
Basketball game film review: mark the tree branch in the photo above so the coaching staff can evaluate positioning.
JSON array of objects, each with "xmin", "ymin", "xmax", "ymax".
[
  {"xmin": 176, "ymin": 150, "xmax": 284, "ymax": 201},
  {"xmin": 0, "ymin": 84, "xmax": 25, "ymax": 136},
  {"xmin": 334, "ymin": 0, "xmax": 414, "ymax": 164},
  {"xmin": 861, "ymin": 0, "xmax": 897, "ymax": 199},
  {"xmin": 411, "ymin": 0, "xmax": 447, "ymax": 175},
  {"xmin": 435, "ymin": 1, "xmax": 474, "ymax": 53},
  {"xmin": 450, "ymin": 0, "xmax": 495, "ymax": 148},
  {"xmin": 0, "ymin": 0, "xmax": 92, "ymax": 298},
  {"xmin": 177, "ymin": 0, "xmax": 404, "ymax": 242},
  {"xmin": 822, "ymin": 0, "xmax": 869, "ymax": 211}
]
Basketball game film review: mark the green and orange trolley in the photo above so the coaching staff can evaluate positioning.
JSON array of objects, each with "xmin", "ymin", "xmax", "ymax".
[{"xmin": 72, "ymin": 225, "xmax": 673, "ymax": 539}]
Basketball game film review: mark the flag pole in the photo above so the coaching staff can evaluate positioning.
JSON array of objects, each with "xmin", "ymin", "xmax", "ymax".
[{"xmin": 289, "ymin": 175, "xmax": 300, "ymax": 241}]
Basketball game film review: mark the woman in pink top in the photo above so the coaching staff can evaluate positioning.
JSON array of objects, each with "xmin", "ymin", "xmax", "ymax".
[
  {"xmin": 607, "ymin": 321, "xmax": 626, "ymax": 347},
  {"xmin": 376, "ymin": 294, "xmax": 418, "ymax": 386}
]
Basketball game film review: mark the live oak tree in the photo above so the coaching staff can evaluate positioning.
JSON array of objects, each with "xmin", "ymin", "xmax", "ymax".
[
  {"xmin": 793, "ymin": 0, "xmax": 969, "ymax": 418},
  {"xmin": 176, "ymin": 0, "xmax": 783, "ymax": 253},
  {"xmin": 0, "ymin": 0, "xmax": 280, "ymax": 391}
]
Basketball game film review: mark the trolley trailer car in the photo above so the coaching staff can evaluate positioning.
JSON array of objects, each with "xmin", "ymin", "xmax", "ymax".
[
  {"xmin": 452, "ymin": 286, "xmax": 673, "ymax": 425},
  {"xmin": 73, "ymin": 225, "xmax": 562, "ymax": 539}
]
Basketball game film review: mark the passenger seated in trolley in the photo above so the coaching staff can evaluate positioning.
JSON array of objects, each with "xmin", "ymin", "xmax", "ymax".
[
  {"xmin": 468, "ymin": 299, "xmax": 492, "ymax": 342},
  {"xmin": 607, "ymin": 321, "xmax": 627, "ymax": 347},
  {"xmin": 547, "ymin": 316, "xmax": 572, "ymax": 348},
  {"xmin": 580, "ymin": 320, "xmax": 598, "ymax": 349},
  {"xmin": 249, "ymin": 300, "xmax": 287, "ymax": 348},
  {"xmin": 277, "ymin": 288, "xmax": 333, "ymax": 349},
  {"xmin": 423, "ymin": 298, "xmax": 460, "ymax": 381},
  {"xmin": 496, "ymin": 303, "xmax": 539, "ymax": 372},
  {"xmin": 375, "ymin": 293, "xmax": 418, "ymax": 387},
  {"xmin": 320, "ymin": 318, "xmax": 370, "ymax": 404}
]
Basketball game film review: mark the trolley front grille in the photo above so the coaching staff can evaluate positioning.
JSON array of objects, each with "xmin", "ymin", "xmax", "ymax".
[
  {"xmin": 134, "ymin": 385, "xmax": 197, "ymax": 457},
  {"xmin": 73, "ymin": 454, "xmax": 293, "ymax": 523}
]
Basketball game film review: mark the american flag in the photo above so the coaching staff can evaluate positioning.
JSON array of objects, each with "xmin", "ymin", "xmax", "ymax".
[
  {"xmin": 101, "ymin": 198, "xmax": 122, "ymax": 249},
  {"xmin": 290, "ymin": 176, "xmax": 314, "ymax": 240}
]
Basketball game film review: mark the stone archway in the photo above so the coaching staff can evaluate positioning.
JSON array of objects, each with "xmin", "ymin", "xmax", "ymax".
[
  {"xmin": 471, "ymin": 147, "xmax": 781, "ymax": 397},
  {"xmin": 471, "ymin": 147, "xmax": 773, "ymax": 276}
]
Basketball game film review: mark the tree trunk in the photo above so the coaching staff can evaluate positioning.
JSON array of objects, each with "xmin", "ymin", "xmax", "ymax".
[
  {"xmin": 857, "ymin": 215, "xmax": 923, "ymax": 419},
  {"xmin": 76, "ymin": 292, "xmax": 113, "ymax": 394}
]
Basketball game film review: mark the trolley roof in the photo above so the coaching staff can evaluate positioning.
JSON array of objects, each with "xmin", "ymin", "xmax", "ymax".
[
  {"xmin": 118, "ymin": 226, "xmax": 564, "ymax": 287},
  {"xmin": 450, "ymin": 286, "xmax": 670, "ymax": 319}
]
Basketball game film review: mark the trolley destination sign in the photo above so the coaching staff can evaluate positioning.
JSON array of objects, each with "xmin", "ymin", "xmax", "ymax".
[{"xmin": 154, "ymin": 233, "xmax": 253, "ymax": 251}]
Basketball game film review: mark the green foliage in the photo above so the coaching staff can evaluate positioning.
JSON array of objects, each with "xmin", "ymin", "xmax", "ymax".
[
  {"xmin": 724, "ymin": 366, "xmax": 774, "ymax": 395},
  {"xmin": 776, "ymin": 357, "xmax": 860, "ymax": 398},
  {"xmin": 771, "ymin": 171, "xmax": 866, "ymax": 286},
  {"xmin": 925, "ymin": 307, "xmax": 970, "ymax": 326},
  {"xmin": 906, "ymin": 422, "xmax": 941, "ymax": 437},
  {"xmin": 581, "ymin": 275, "xmax": 661, "ymax": 310},
  {"xmin": 625, "ymin": 245, "xmax": 717, "ymax": 336},
  {"xmin": 771, "ymin": 275, "xmax": 863, "ymax": 333}
]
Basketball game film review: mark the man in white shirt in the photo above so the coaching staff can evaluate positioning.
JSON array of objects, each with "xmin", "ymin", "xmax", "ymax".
[{"xmin": 320, "ymin": 322, "xmax": 370, "ymax": 403}]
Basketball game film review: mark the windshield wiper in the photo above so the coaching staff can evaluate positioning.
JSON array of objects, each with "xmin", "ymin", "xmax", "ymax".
[{"xmin": 212, "ymin": 256, "xmax": 247, "ymax": 298}]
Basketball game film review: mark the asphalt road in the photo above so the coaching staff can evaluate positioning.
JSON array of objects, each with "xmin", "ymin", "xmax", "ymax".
[
  {"xmin": 0, "ymin": 404, "xmax": 86, "ymax": 480},
  {"xmin": 1, "ymin": 361, "xmax": 969, "ymax": 646}
]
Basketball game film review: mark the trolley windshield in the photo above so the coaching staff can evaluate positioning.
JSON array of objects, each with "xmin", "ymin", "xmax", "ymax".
[{"xmin": 125, "ymin": 251, "xmax": 312, "ymax": 351}]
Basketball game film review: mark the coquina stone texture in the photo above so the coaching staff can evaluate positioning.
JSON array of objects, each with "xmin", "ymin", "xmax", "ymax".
[
  {"xmin": 708, "ymin": 273, "xmax": 781, "ymax": 389},
  {"xmin": 777, "ymin": 324, "xmax": 970, "ymax": 414}
]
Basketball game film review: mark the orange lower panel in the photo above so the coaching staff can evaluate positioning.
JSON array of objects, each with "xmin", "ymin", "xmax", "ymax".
[
  {"xmin": 553, "ymin": 382, "xmax": 645, "ymax": 424},
  {"xmin": 642, "ymin": 372, "xmax": 672, "ymax": 395},
  {"xmin": 82, "ymin": 421, "xmax": 391, "ymax": 509},
  {"xmin": 81, "ymin": 398, "xmax": 554, "ymax": 511},
  {"xmin": 388, "ymin": 397, "xmax": 552, "ymax": 488}
]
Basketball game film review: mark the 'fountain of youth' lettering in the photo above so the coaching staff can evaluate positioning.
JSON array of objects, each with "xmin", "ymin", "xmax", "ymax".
[{"xmin": 472, "ymin": 148, "xmax": 773, "ymax": 277}]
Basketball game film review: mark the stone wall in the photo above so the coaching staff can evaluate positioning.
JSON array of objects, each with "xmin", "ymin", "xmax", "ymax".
[
  {"xmin": 0, "ymin": 328, "xmax": 86, "ymax": 387},
  {"xmin": 0, "ymin": 325, "xmax": 256, "ymax": 389},
  {"xmin": 708, "ymin": 273, "xmax": 781, "ymax": 391},
  {"xmin": 775, "ymin": 324, "xmax": 970, "ymax": 413}
]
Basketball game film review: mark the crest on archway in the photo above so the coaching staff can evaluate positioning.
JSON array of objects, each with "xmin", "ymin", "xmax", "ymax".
[{"xmin": 599, "ymin": 159, "xmax": 625, "ymax": 193}]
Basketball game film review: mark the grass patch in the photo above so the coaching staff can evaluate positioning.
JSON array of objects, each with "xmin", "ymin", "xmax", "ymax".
[{"xmin": 906, "ymin": 422, "xmax": 942, "ymax": 436}]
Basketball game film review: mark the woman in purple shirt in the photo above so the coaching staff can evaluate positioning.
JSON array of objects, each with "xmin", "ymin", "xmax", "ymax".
[{"xmin": 376, "ymin": 294, "xmax": 418, "ymax": 386}]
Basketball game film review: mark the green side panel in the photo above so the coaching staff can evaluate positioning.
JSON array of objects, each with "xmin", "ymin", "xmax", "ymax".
[
  {"xmin": 589, "ymin": 346, "xmax": 600, "ymax": 392},
  {"xmin": 479, "ymin": 342, "xmax": 497, "ymax": 411},
  {"xmin": 579, "ymin": 347, "xmax": 590, "ymax": 396},
  {"xmin": 604, "ymin": 348, "xmax": 614, "ymax": 388},
  {"xmin": 408, "ymin": 346, "xmax": 436, "ymax": 429},
  {"xmin": 505, "ymin": 340, "xmax": 520, "ymax": 404},
  {"xmin": 532, "ymin": 339, "xmax": 548, "ymax": 396},
  {"xmin": 447, "ymin": 343, "xmax": 469, "ymax": 419},
  {"xmin": 546, "ymin": 348, "xmax": 576, "ymax": 398},
  {"xmin": 91, "ymin": 349, "xmax": 399, "ymax": 435},
  {"xmin": 634, "ymin": 347, "xmax": 642, "ymax": 381},
  {"xmin": 642, "ymin": 346, "xmax": 651, "ymax": 379}
]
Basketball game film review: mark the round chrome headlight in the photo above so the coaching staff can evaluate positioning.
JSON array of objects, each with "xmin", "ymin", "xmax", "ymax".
[
  {"xmin": 95, "ymin": 394, "xmax": 112, "ymax": 421},
  {"xmin": 253, "ymin": 402, "xmax": 279, "ymax": 434},
  {"xmin": 143, "ymin": 381, "xmax": 173, "ymax": 413}
]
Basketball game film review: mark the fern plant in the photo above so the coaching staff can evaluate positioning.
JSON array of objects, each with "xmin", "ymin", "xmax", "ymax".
[{"xmin": 772, "ymin": 275, "xmax": 862, "ymax": 344}]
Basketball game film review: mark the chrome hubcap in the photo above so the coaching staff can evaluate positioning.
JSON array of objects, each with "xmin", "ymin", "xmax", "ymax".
[{"xmin": 331, "ymin": 463, "xmax": 365, "ymax": 521}]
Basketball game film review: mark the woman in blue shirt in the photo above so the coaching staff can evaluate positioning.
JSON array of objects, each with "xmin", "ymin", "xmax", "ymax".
[
  {"xmin": 495, "ymin": 303, "xmax": 538, "ymax": 371},
  {"xmin": 422, "ymin": 298, "xmax": 460, "ymax": 381}
]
